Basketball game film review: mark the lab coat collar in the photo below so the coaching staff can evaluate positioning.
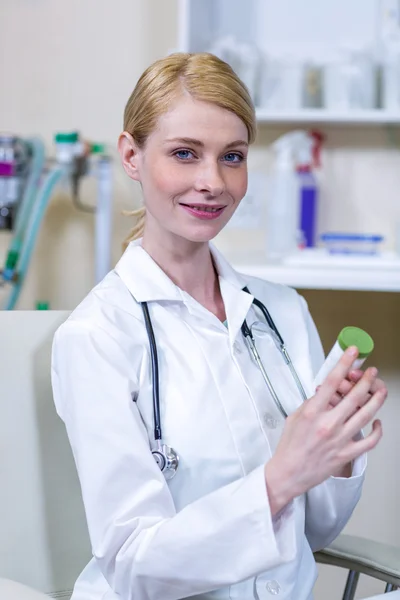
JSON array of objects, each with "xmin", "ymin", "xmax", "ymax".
[
  {"xmin": 210, "ymin": 245, "xmax": 254, "ymax": 344},
  {"xmin": 115, "ymin": 239, "xmax": 182, "ymax": 303},
  {"xmin": 114, "ymin": 241, "xmax": 253, "ymax": 341}
]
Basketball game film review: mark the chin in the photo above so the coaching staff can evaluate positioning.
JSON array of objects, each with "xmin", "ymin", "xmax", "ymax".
[{"xmin": 178, "ymin": 224, "xmax": 223, "ymax": 244}]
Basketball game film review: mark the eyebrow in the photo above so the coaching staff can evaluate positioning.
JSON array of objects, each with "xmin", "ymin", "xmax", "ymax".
[{"xmin": 165, "ymin": 137, "xmax": 248, "ymax": 149}]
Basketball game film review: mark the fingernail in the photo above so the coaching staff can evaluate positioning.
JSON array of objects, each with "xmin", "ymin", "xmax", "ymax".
[
  {"xmin": 370, "ymin": 367, "xmax": 378, "ymax": 377},
  {"xmin": 348, "ymin": 346, "xmax": 358, "ymax": 357}
]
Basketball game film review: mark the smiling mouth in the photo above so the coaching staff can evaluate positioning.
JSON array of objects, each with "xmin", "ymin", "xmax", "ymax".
[{"xmin": 179, "ymin": 203, "xmax": 225, "ymax": 213}]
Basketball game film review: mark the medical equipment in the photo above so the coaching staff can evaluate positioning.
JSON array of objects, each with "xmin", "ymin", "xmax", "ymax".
[
  {"xmin": 140, "ymin": 286, "xmax": 308, "ymax": 479},
  {"xmin": 0, "ymin": 135, "xmax": 31, "ymax": 230},
  {"xmin": 0, "ymin": 132, "xmax": 113, "ymax": 309},
  {"xmin": 314, "ymin": 326, "xmax": 374, "ymax": 388}
]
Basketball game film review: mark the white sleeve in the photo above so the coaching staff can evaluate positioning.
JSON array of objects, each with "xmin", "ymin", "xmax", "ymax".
[
  {"xmin": 299, "ymin": 296, "xmax": 366, "ymax": 552},
  {"xmin": 51, "ymin": 321, "xmax": 296, "ymax": 600}
]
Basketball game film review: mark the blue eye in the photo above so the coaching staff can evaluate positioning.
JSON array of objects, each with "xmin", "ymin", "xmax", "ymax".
[
  {"xmin": 174, "ymin": 149, "xmax": 194, "ymax": 160},
  {"xmin": 223, "ymin": 152, "xmax": 243, "ymax": 163}
]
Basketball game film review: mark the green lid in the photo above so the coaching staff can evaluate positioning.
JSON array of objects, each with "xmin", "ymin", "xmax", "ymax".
[
  {"xmin": 36, "ymin": 301, "xmax": 49, "ymax": 310},
  {"xmin": 54, "ymin": 132, "xmax": 79, "ymax": 144},
  {"xmin": 90, "ymin": 143, "xmax": 106, "ymax": 154},
  {"xmin": 338, "ymin": 326, "xmax": 374, "ymax": 358}
]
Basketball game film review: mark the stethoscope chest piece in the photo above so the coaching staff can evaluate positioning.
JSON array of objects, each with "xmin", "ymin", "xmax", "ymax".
[{"xmin": 152, "ymin": 444, "xmax": 179, "ymax": 480}]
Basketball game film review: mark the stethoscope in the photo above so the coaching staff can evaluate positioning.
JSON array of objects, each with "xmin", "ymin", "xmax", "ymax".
[{"xmin": 140, "ymin": 286, "xmax": 308, "ymax": 480}]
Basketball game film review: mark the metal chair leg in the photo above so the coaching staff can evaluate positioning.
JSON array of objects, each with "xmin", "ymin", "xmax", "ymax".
[
  {"xmin": 385, "ymin": 583, "xmax": 399, "ymax": 592},
  {"xmin": 342, "ymin": 570, "xmax": 360, "ymax": 600}
]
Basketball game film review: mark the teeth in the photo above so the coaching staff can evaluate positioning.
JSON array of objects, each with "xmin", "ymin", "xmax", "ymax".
[{"xmin": 190, "ymin": 206, "xmax": 220, "ymax": 212}]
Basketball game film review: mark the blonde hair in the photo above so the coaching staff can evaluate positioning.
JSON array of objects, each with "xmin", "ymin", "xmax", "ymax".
[{"xmin": 122, "ymin": 52, "xmax": 256, "ymax": 249}]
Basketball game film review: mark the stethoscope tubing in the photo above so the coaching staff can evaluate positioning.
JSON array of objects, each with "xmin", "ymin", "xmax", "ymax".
[
  {"xmin": 140, "ymin": 285, "xmax": 308, "ymax": 474},
  {"xmin": 141, "ymin": 302, "xmax": 162, "ymax": 442}
]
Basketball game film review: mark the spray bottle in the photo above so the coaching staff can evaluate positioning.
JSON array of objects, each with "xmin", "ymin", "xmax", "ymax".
[
  {"xmin": 266, "ymin": 131, "xmax": 308, "ymax": 261},
  {"xmin": 297, "ymin": 131, "xmax": 324, "ymax": 248}
]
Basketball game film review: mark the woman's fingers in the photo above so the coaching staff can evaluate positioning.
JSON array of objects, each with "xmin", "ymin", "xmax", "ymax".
[
  {"xmin": 348, "ymin": 369, "xmax": 364, "ymax": 383},
  {"xmin": 369, "ymin": 376, "xmax": 386, "ymax": 395},
  {"xmin": 329, "ymin": 370, "xmax": 386, "ymax": 412},
  {"xmin": 342, "ymin": 387, "xmax": 387, "ymax": 440},
  {"xmin": 345, "ymin": 419, "xmax": 383, "ymax": 461},
  {"xmin": 334, "ymin": 367, "xmax": 379, "ymax": 422},
  {"xmin": 328, "ymin": 393, "xmax": 343, "ymax": 408},
  {"xmin": 314, "ymin": 347, "xmax": 360, "ymax": 410},
  {"xmin": 336, "ymin": 377, "xmax": 356, "ymax": 397}
]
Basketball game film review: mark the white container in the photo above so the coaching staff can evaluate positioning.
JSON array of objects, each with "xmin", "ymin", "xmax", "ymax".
[
  {"xmin": 259, "ymin": 54, "xmax": 304, "ymax": 110},
  {"xmin": 208, "ymin": 35, "xmax": 241, "ymax": 78},
  {"xmin": 314, "ymin": 326, "xmax": 374, "ymax": 388},
  {"xmin": 323, "ymin": 49, "xmax": 376, "ymax": 111},
  {"xmin": 237, "ymin": 43, "xmax": 261, "ymax": 103},
  {"xmin": 266, "ymin": 132, "xmax": 302, "ymax": 261},
  {"xmin": 303, "ymin": 62, "xmax": 323, "ymax": 108},
  {"xmin": 382, "ymin": 47, "xmax": 400, "ymax": 110}
]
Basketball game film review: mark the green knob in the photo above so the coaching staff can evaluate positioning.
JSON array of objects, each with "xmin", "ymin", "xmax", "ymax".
[
  {"xmin": 54, "ymin": 132, "xmax": 79, "ymax": 144},
  {"xmin": 36, "ymin": 301, "xmax": 49, "ymax": 310},
  {"xmin": 90, "ymin": 143, "xmax": 106, "ymax": 154},
  {"xmin": 6, "ymin": 250, "xmax": 19, "ymax": 270}
]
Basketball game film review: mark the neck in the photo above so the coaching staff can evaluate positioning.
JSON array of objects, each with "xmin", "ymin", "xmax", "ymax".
[{"xmin": 141, "ymin": 224, "xmax": 225, "ymax": 321}]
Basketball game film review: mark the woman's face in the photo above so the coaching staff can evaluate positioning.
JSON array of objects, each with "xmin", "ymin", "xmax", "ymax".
[{"xmin": 119, "ymin": 93, "xmax": 249, "ymax": 245}]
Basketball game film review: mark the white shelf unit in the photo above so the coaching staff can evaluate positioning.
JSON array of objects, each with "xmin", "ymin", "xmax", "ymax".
[
  {"xmin": 179, "ymin": 0, "xmax": 400, "ymax": 294},
  {"xmin": 178, "ymin": 0, "xmax": 400, "ymax": 126},
  {"xmin": 255, "ymin": 108, "xmax": 400, "ymax": 126},
  {"xmin": 232, "ymin": 253, "xmax": 400, "ymax": 292}
]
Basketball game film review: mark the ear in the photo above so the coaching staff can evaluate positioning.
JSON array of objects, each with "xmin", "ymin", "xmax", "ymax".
[{"xmin": 118, "ymin": 131, "xmax": 142, "ymax": 182}]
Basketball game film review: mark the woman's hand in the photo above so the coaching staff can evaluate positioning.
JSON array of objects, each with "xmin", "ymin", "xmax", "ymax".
[
  {"xmin": 327, "ymin": 367, "xmax": 386, "ymax": 410},
  {"xmin": 264, "ymin": 347, "xmax": 387, "ymax": 516}
]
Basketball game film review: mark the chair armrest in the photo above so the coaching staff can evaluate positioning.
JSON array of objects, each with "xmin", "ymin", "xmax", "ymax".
[
  {"xmin": 314, "ymin": 534, "xmax": 400, "ymax": 587},
  {"xmin": 0, "ymin": 579, "xmax": 49, "ymax": 600}
]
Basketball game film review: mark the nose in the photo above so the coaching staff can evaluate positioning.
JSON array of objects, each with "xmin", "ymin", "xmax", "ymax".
[{"xmin": 194, "ymin": 161, "xmax": 225, "ymax": 197}]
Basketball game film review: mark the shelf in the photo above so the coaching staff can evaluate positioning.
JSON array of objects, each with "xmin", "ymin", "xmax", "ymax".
[
  {"xmin": 255, "ymin": 108, "xmax": 400, "ymax": 126},
  {"xmin": 233, "ymin": 251, "xmax": 400, "ymax": 292}
]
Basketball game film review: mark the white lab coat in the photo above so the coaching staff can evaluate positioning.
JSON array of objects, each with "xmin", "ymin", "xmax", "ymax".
[{"xmin": 51, "ymin": 240, "xmax": 366, "ymax": 600}]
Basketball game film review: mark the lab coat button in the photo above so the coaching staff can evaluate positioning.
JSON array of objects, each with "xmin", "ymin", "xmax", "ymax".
[
  {"xmin": 266, "ymin": 580, "xmax": 281, "ymax": 595},
  {"xmin": 264, "ymin": 413, "xmax": 278, "ymax": 429}
]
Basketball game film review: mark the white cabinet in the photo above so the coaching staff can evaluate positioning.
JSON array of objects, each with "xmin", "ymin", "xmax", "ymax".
[
  {"xmin": 233, "ymin": 251, "xmax": 400, "ymax": 292},
  {"xmin": 178, "ymin": 0, "xmax": 400, "ymax": 125}
]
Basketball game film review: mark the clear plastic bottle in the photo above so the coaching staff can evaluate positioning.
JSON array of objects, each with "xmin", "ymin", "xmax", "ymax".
[
  {"xmin": 266, "ymin": 133, "xmax": 301, "ymax": 261},
  {"xmin": 314, "ymin": 326, "xmax": 374, "ymax": 388}
]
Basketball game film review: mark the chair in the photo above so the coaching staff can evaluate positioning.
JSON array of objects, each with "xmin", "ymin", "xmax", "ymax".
[
  {"xmin": 0, "ymin": 579, "xmax": 49, "ymax": 600},
  {"xmin": 315, "ymin": 534, "xmax": 400, "ymax": 599},
  {"xmin": 0, "ymin": 312, "xmax": 91, "ymax": 599}
]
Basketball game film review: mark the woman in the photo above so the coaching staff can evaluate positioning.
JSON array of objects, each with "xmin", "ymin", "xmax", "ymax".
[{"xmin": 51, "ymin": 53, "xmax": 388, "ymax": 600}]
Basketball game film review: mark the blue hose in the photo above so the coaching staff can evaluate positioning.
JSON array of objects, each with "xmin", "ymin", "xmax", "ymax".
[
  {"xmin": 4, "ymin": 165, "xmax": 66, "ymax": 310},
  {"xmin": 13, "ymin": 138, "xmax": 46, "ymax": 241}
]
